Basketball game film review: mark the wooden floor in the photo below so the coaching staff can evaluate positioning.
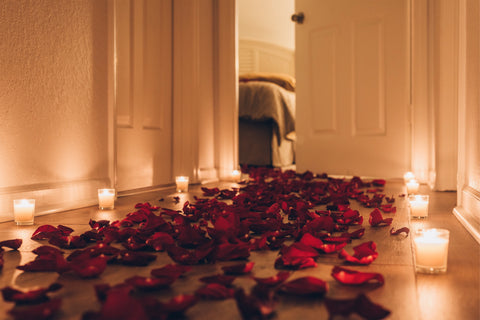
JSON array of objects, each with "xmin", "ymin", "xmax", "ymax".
[{"xmin": 0, "ymin": 178, "xmax": 478, "ymax": 319}]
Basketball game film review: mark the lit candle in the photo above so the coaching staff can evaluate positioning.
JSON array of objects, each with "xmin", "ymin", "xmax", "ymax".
[
  {"xmin": 406, "ymin": 179, "xmax": 420, "ymax": 194},
  {"xmin": 232, "ymin": 169, "xmax": 241, "ymax": 182},
  {"xmin": 13, "ymin": 199, "xmax": 35, "ymax": 225},
  {"xmin": 98, "ymin": 189, "xmax": 115, "ymax": 210},
  {"xmin": 404, "ymin": 171, "xmax": 415, "ymax": 183},
  {"xmin": 408, "ymin": 195, "xmax": 429, "ymax": 218},
  {"xmin": 414, "ymin": 228, "xmax": 449, "ymax": 273},
  {"xmin": 175, "ymin": 176, "xmax": 189, "ymax": 192}
]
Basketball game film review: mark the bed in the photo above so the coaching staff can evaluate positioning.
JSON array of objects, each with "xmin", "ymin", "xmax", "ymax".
[{"xmin": 238, "ymin": 39, "xmax": 296, "ymax": 168}]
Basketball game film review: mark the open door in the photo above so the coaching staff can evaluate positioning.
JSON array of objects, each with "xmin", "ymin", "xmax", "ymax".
[{"xmin": 295, "ymin": 0, "xmax": 411, "ymax": 178}]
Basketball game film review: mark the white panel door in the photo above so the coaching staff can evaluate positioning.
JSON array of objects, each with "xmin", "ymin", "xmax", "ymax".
[
  {"xmin": 295, "ymin": 0, "xmax": 410, "ymax": 178},
  {"xmin": 116, "ymin": 0, "xmax": 172, "ymax": 191}
]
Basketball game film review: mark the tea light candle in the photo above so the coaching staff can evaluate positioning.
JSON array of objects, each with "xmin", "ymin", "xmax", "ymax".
[
  {"xmin": 414, "ymin": 228, "xmax": 450, "ymax": 273},
  {"xmin": 13, "ymin": 199, "xmax": 35, "ymax": 225},
  {"xmin": 232, "ymin": 169, "xmax": 241, "ymax": 182},
  {"xmin": 404, "ymin": 171, "xmax": 415, "ymax": 183},
  {"xmin": 406, "ymin": 179, "xmax": 420, "ymax": 194},
  {"xmin": 409, "ymin": 195, "xmax": 429, "ymax": 218},
  {"xmin": 176, "ymin": 176, "xmax": 189, "ymax": 192},
  {"xmin": 98, "ymin": 189, "xmax": 115, "ymax": 210}
]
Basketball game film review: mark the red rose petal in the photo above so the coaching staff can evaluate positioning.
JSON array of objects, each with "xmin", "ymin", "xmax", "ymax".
[
  {"xmin": 8, "ymin": 298, "xmax": 62, "ymax": 320},
  {"xmin": 339, "ymin": 241, "xmax": 378, "ymax": 265},
  {"xmin": 369, "ymin": 208, "xmax": 393, "ymax": 227},
  {"xmin": 222, "ymin": 262, "xmax": 255, "ymax": 275},
  {"xmin": 117, "ymin": 251, "xmax": 157, "ymax": 266},
  {"xmin": 69, "ymin": 256, "xmax": 107, "ymax": 278},
  {"xmin": 331, "ymin": 266, "xmax": 384, "ymax": 285},
  {"xmin": 161, "ymin": 294, "xmax": 198, "ymax": 314},
  {"xmin": 325, "ymin": 294, "xmax": 390, "ymax": 320},
  {"xmin": 1, "ymin": 283, "xmax": 62, "ymax": 304},
  {"xmin": 390, "ymin": 227, "xmax": 410, "ymax": 236},
  {"xmin": 252, "ymin": 271, "xmax": 291, "ymax": 286},
  {"xmin": 279, "ymin": 276, "xmax": 328, "ymax": 296},
  {"xmin": 31, "ymin": 225, "xmax": 59, "ymax": 240},
  {"xmin": 199, "ymin": 274, "xmax": 236, "ymax": 286},
  {"xmin": 125, "ymin": 276, "xmax": 175, "ymax": 290},
  {"xmin": 0, "ymin": 239, "xmax": 22, "ymax": 251},
  {"xmin": 150, "ymin": 264, "xmax": 192, "ymax": 279},
  {"xmin": 195, "ymin": 283, "xmax": 234, "ymax": 300},
  {"xmin": 234, "ymin": 288, "xmax": 276, "ymax": 320}
]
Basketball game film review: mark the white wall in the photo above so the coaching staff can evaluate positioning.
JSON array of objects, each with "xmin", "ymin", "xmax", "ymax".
[
  {"xmin": 0, "ymin": 0, "xmax": 112, "ymax": 221},
  {"xmin": 238, "ymin": 0, "xmax": 295, "ymax": 51}
]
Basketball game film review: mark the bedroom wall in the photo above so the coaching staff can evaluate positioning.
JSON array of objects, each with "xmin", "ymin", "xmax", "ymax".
[
  {"xmin": 0, "ymin": 0, "xmax": 112, "ymax": 221},
  {"xmin": 238, "ymin": 0, "xmax": 295, "ymax": 51}
]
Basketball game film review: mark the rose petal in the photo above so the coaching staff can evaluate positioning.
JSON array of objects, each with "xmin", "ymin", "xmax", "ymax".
[
  {"xmin": 8, "ymin": 298, "xmax": 62, "ymax": 320},
  {"xmin": 195, "ymin": 283, "xmax": 234, "ymax": 300},
  {"xmin": 222, "ymin": 262, "xmax": 255, "ymax": 275},
  {"xmin": 339, "ymin": 241, "xmax": 378, "ymax": 265},
  {"xmin": 278, "ymin": 276, "xmax": 328, "ymax": 296},
  {"xmin": 390, "ymin": 227, "xmax": 410, "ymax": 236},
  {"xmin": 161, "ymin": 294, "xmax": 198, "ymax": 314},
  {"xmin": 234, "ymin": 288, "xmax": 276, "ymax": 320},
  {"xmin": 1, "ymin": 283, "xmax": 62, "ymax": 304},
  {"xmin": 0, "ymin": 239, "xmax": 22, "ymax": 251},
  {"xmin": 117, "ymin": 251, "xmax": 157, "ymax": 266},
  {"xmin": 125, "ymin": 276, "xmax": 175, "ymax": 290},
  {"xmin": 252, "ymin": 271, "xmax": 291, "ymax": 286},
  {"xmin": 199, "ymin": 274, "xmax": 236, "ymax": 286},
  {"xmin": 331, "ymin": 266, "xmax": 384, "ymax": 285},
  {"xmin": 69, "ymin": 256, "xmax": 107, "ymax": 278},
  {"xmin": 369, "ymin": 208, "xmax": 393, "ymax": 227},
  {"xmin": 150, "ymin": 264, "xmax": 192, "ymax": 279},
  {"xmin": 325, "ymin": 294, "xmax": 390, "ymax": 320}
]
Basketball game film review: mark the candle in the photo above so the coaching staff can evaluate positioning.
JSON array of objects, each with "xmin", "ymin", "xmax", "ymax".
[
  {"xmin": 98, "ymin": 189, "xmax": 115, "ymax": 210},
  {"xmin": 404, "ymin": 171, "xmax": 415, "ymax": 183},
  {"xmin": 232, "ymin": 169, "xmax": 241, "ymax": 182},
  {"xmin": 408, "ymin": 195, "xmax": 429, "ymax": 218},
  {"xmin": 176, "ymin": 176, "xmax": 189, "ymax": 192},
  {"xmin": 413, "ymin": 228, "xmax": 450, "ymax": 273},
  {"xmin": 13, "ymin": 199, "xmax": 35, "ymax": 225},
  {"xmin": 406, "ymin": 179, "xmax": 420, "ymax": 194}
]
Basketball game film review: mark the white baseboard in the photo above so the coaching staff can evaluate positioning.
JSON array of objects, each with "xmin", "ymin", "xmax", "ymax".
[
  {"xmin": 453, "ymin": 187, "xmax": 480, "ymax": 244},
  {"xmin": 0, "ymin": 178, "xmax": 110, "ymax": 223}
]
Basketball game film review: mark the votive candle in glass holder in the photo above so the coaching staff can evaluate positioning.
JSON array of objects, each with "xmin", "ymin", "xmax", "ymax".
[
  {"xmin": 408, "ymin": 195, "xmax": 429, "ymax": 219},
  {"xmin": 14, "ymin": 199, "xmax": 35, "ymax": 225},
  {"xmin": 176, "ymin": 176, "xmax": 189, "ymax": 192},
  {"xmin": 232, "ymin": 169, "xmax": 241, "ymax": 182},
  {"xmin": 98, "ymin": 189, "xmax": 115, "ymax": 210},
  {"xmin": 413, "ymin": 228, "xmax": 450, "ymax": 274},
  {"xmin": 406, "ymin": 179, "xmax": 420, "ymax": 194},
  {"xmin": 404, "ymin": 171, "xmax": 415, "ymax": 183}
]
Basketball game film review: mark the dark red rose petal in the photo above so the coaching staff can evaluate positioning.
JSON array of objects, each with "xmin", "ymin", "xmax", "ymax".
[
  {"xmin": 339, "ymin": 241, "xmax": 378, "ymax": 265},
  {"xmin": 97, "ymin": 285, "xmax": 149, "ymax": 320},
  {"xmin": 150, "ymin": 264, "xmax": 192, "ymax": 279},
  {"xmin": 1, "ymin": 283, "xmax": 62, "ymax": 304},
  {"xmin": 214, "ymin": 242, "xmax": 251, "ymax": 261},
  {"xmin": 199, "ymin": 274, "xmax": 236, "ymax": 286},
  {"xmin": 117, "ymin": 251, "xmax": 157, "ymax": 266},
  {"xmin": 125, "ymin": 276, "xmax": 175, "ymax": 290},
  {"xmin": 390, "ymin": 227, "xmax": 410, "ymax": 236},
  {"xmin": 31, "ymin": 225, "xmax": 59, "ymax": 240},
  {"xmin": 0, "ymin": 239, "xmax": 22, "ymax": 251},
  {"xmin": 161, "ymin": 294, "xmax": 198, "ymax": 314},
  {"xmin": 325, "ymin": 294, "xmax": 390, "ymax": 320},
  {"xmin": 331, "ymin": 266, "xmax": 384, "ymax": 285},
  {"xmin": 380, "ymin": 204, "xmax": 397, "ymax": 213},
  {"xmin": 234, "ymin": 288, "xmax": 276, "ymax": 320},
  {"xmin": 69, "ymin": 256, "xmax": 107, "ymax": 278},
  {"xmin": 278, "ymin": 276, "xmax": 328, "ymax": 296},
  {"xmin": 195, "ymin": 283, "xmax": 234, "ymax": 300},
  {"xmin": 8, "ymin": 298, "xmax": 62, "ymax": 320},
  {"xmin": 222, "ymin": 261, "xmax": 254, "ymax": 275},
  {"xmin": 274, "ymin": 256, "xmax": 317, "ymax": 270},
  {"xmin": 369, "ymin": 208, "xmax": 393, "ymax": 227},
  {"xmin": 252, "ymin": 271, "xmax": 291, "ymax": 286},
  {"xmin": 371, "ymin": 179, "xmax": 386, "ymax": 187}
]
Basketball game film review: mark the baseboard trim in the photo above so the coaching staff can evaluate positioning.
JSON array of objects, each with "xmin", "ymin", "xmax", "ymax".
[{"xmin": 0, "ymin": 178, "xmax": 110, "ymax": 223}]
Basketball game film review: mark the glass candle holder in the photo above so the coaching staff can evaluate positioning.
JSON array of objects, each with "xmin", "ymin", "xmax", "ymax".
[
  {"xmin": 98, "ymin": 189, "xmax": 115, "ymax": 210},
  {"xmin": 406, "ymin": 179, "xmax": 420, "ymax": 194},
  {"xmin": 413, "ymin": 228, "xmax": 450, "ymax": 274},
  {"xmin": 408, "ymin": 195, "xmax": 429, "ymax": 219},
  {"xmin": 232, "ymin": 169, "xmax": 241, "ymax": 182},
  {"xmin": 13, "ymin": 199, "xmax": 35, "ymax": 225},
  {"xmin": 176, "ymin": 176, "xmax": 189, "ymax": 192},
  {"xmin": 404, "ymin": 171, "xmax": 415, "ymax": 183}
]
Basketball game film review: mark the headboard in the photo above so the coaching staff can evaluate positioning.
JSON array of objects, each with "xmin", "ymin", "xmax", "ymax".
[{"xmin": 239, "ymin": 38, "xmax": 295, "ymax": 78}]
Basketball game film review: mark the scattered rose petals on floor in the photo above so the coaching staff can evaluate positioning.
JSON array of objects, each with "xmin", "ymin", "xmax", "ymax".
[
  {"xmin": 1, "ymin": 283, "xmax": 62, "ymax": 304},
  {"xmin": 325, "ymin": 293, "xmax": 391, "ymax": 320},
  {"xmin": 331, "ymin": 266, "xmax": 385, "ymax": 286},
  {"xmin": 339, "ymin": 241, "xmax": 379, "ymax": 265},
  {"xmin": 278, "ymin": 276, "xmax": 328, "ymax": 296},
  {"xmin": 390, "ymin": 227, "xmax": 410, "ymax": 236},
  {"xmin": 8, "ymin": 298, "xmax": 62, "ymax": 320}
]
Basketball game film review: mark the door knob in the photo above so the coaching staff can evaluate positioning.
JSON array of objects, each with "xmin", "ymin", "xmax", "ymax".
[{"xmin": 291, "ymin": 12, "xmax": 304, "ymax": 24}]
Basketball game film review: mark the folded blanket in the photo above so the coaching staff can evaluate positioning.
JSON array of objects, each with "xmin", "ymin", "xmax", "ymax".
[
  {"xmin": 239, "ymin": 81, "xmax": 295, "ymax": 145},
  {"xmin": 239, "ymin": 72, "xmax": 296, "ymax": 92}
]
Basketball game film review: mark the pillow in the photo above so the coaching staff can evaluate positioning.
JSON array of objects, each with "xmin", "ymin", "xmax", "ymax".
[{"xmin": 239, "ymin": 72, "xmax": 296, "ymax": 92}]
